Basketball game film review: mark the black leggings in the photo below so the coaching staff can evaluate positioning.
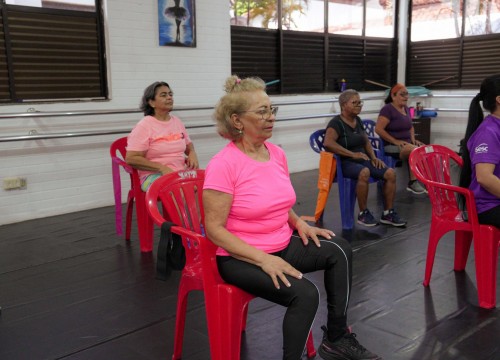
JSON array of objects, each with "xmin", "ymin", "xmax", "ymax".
[
  {"xmin": 216, "ymin": 234, "xmax": 352, "ymax": 360},
  {"xmin": 478, "ymin": 204, "xmax": 500, "ymax": 228}
]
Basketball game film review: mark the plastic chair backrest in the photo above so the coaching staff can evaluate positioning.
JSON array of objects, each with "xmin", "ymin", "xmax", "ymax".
[
  {"xmin": 309, "ymin": 129, "xmax": 326, "ymax": 153},
  {"xmin": 146, "ymin": 169, "xmax": 209, "ymax": 276},
  {"xmin": 311, "ymin": 122, "xmax": 377, "ymax": 154},
  {"xmin": 362, "ymin": 118, "xmax": 401, "ymax": 167},
  {"xmin": 110, "ymin": 137, "xmax": 128, "ymax": 162},
  {"xmin": 409, "ymin": 144, "xmax": 478, "ymax": 223},
  {"xmin": 147, "ymin": 169, "xmax": 205, "ymax": 233},
  {"xmin": 361, "ymin": 119, "xmax": 376, "ymax": 137}
]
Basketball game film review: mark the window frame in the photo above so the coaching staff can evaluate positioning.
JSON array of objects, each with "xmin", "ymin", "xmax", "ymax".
[
  {"xmin": 0, "ymin": 0, "xmax": 107, "ymax": 104},
  {"xmin": 406, "ymin": 0, "xmax": 500, "ymax": 89},
  {"xmin": 230, "ymin": 0, "xmax": 398, "ymax": 94}
]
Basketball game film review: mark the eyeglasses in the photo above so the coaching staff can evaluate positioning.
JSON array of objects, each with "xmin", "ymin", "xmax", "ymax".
[
  {"xmin": 350, "ymin": 100, "xmax": 364, "ymax": 106},
  {"xmin": 240, "ymin": 106, "xmax": 279, "ymax": 120},
  {"xmin": 398, "ymin": 92, "xmax": 409, "ymax": 97}
]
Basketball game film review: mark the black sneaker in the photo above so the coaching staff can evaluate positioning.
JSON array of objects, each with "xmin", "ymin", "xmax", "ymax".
[
  {"xmin": 380, "ymin": 209, "xmax": 407, "ymax": 227},
  {"xmin": 318, "ymin": 326, "xmax": 382, "ymax": 360},
  {"xmin": 357, "ymin": 209, "xmax": 377, "ymax": 227}
]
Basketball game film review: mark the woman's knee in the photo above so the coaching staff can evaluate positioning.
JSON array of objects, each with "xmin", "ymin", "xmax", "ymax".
[
  {"xmin": 324, "ymin": 237, "xmax": 352, "ymax": 261},
  {"xmin": 384, "ymin": 168, "xmax": 396, "ymax": 182},
  {"xmin": 358, "ymin": 167, "xmax": 370, "ymax": 182},
  {"xmin": 401, "ymin": 144, "xmax": 417, "ymax": 159},
  {"xmin": 290, "ymin": 278, "xmax": 320, "ymax": 310}
]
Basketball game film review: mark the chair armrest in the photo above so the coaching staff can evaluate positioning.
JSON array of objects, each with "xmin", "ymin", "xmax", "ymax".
[
  {"xmin": 146, "ymin": 195, "xmax": 166, "ymax": 227},
  {"xmin": 112, "ymin": 156, "xmax": 133, "ymax": 174},
  {"xmin": 418, "ymin": 179, "xmax": 479, "ymax": 225},
  {"xmin": 169, "ymin": 225, "xmax": 222, "ymax": 284}
]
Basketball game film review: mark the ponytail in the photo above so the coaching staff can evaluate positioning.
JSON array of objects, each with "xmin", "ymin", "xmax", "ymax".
[{"xmin": 459, "ymin": 93, "xmax": 484, "ymax": 189}]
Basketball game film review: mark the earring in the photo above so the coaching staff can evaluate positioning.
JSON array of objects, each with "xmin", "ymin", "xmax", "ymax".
[{"xmin": 238, "ymin": 128, "xmax": 243, "ymax": 134}]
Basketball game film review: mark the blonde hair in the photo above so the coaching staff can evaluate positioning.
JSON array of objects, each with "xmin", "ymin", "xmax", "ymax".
[{"xmin": 213, "ymin": 75, "xmax": 266, "ymax": 141}]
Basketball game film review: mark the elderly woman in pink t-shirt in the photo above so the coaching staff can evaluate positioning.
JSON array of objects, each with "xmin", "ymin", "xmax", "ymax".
[
  {"xmin": 202, "ymin": 75, "xmax": 380, "ymax": 360},
  {"xmin": 126, "ymin": 81, "xmax": 198, "ymax": 191}
]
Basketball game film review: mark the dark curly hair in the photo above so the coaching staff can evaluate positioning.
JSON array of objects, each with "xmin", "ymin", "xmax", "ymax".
[{"xmin": 140, "ymin": 81, "xmax": 171, "ymax": 116}]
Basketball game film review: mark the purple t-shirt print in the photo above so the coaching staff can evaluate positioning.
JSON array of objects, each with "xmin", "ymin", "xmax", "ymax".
[
  {"xmin": 467, "ymin": 114, "xmax": 500, "ymax": 213},
  {"xmin": 474, "ymin": 143, "xmax": 489, "ymax": 154}
]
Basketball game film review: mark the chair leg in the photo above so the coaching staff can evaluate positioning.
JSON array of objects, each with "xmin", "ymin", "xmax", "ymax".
[
  {"xmin": 214, "ymin": 289, "xmax": 253, "ymax": 360},
  {"xmin": 423, "ymin": 220, "xmax": 450, "ymax": 286},
  {"xmin": 453, "ymin": 230, "xmax": 472, "ymax": 271},
  {"xmin": 135, "ymin": 191, "xmax": 154, "ymax": 252},
  {"xmin": 125, "ymin": 191, "xmax": 134, "ymax": 241},
  {"xmin": 172, "ymin": 278, "xmax": 191, "ymax": 360},
  {"xmin": 305, "ymin": 331, "xmax": 316, "ymax": 358},
  {"xmin": 474, "ymin": 226, "xmax": 499, "ymax": 309},
  {"xmin": 339, "ymin": 178, "xmax": 356, "ymax": 230},
  {"xmin": 241, "ymin": 301, "xmax": 249, "ymax": 332}
]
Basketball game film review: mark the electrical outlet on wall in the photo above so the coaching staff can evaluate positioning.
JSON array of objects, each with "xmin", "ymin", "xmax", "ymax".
[{"xmin": 3, "ymin": 177, "xmax": 27, "ymax": 190}]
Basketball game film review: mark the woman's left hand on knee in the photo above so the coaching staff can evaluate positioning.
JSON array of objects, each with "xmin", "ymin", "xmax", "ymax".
[{"xmin": 296, "ymin": 222, "xmax": 335, "ymax": 248}]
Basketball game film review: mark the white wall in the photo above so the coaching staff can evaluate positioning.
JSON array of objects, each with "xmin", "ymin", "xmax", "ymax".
[{"xmin": 0, "ymin": 0, "xmax": 476, "ymax": 226}]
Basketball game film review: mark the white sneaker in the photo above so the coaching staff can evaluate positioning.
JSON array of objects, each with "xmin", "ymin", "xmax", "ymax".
[{"xmin": 407, "ymin": 180, "xmax": 427, "ymax": 194}]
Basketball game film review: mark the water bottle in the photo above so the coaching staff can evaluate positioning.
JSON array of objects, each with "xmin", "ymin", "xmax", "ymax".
[
  {"xmin": 340, "ymin": 79, "xmax": 347, "ymax": 92},
  {"xmin": 415, "ymin": 102, "xmax": 423, "ymax": 118}
]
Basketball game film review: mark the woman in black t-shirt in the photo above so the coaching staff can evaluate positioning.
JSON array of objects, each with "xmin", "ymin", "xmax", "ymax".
[{"xmin": 323, "ymin": 89, "xmax": 406, "ymax": 227}]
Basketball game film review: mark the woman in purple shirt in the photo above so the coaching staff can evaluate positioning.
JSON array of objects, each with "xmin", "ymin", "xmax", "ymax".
[
  {"xmin": 459, "ymin": 74, "xmax": 500, "ymax": 228},
  {"xmin": 375, "ymin": 83, "xmax": 426, "ymax": 194}
]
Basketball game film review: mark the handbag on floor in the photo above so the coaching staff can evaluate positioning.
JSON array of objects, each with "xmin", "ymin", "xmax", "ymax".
[{"xmin": 156, "ymin": 221, "xmax": 186, "ymax": 280}]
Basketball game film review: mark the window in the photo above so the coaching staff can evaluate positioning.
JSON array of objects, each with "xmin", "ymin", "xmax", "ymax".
[
  {"xmin": 5, "ymin": 0, "xmax": 95, "ymax": 12},
  {"xmin": 229, "ymin": 0, "xmax": 324, "ymax": 31},
  {"xmin": 410, "ymin": 0, "xmax": 463, "ymax": 42},
  {"xmin": 408, "ymin": 0, "xmax": 500, "ymax": 89},
  {"xmin": 231, "ymin": 0, "xmax": 397, "ymax": 94},
  {"xmin": 465, "ymin": 0, "xmax": 500, "ymax": 36},
  {"xmin": 328, "ymin": 0, "xmax": 363, "ymax": 36},
  {"xmin": 365, "ymin": 0, "xmax": 394, "ymax": 38},
  {"xmin": 0, "ymin": 0, "xmax": 107, "ymax": 103},
  {"xmin": 230, "ymin": 0, "xmax": 278, "ymax": 29},
  {"xmin": 282, "ymin": 0, "xmax": 324, "ymax": 32}
]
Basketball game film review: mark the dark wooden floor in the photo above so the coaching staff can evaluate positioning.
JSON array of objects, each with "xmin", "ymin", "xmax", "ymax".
[{"xmin": 1, "ymin": 168, "xmax": 499, "ymax": 360}]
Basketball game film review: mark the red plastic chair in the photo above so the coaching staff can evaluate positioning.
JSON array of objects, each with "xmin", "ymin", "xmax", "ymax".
[
  {"xmin": 145, "ymin": 170, "xmax": 316, "ymax": 359},
  {"xmin": 110, "ymin": 137, "xmax": 154, "ymax": 252},
  {"xmin": 409, "ymin": 144, "xmax": 500, "ymax": 309}
]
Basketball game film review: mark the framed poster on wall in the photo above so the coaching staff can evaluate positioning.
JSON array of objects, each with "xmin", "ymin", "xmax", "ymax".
[{"xmin": 158, "ymin": 0, "xmax": 196, "ymax": 47}]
